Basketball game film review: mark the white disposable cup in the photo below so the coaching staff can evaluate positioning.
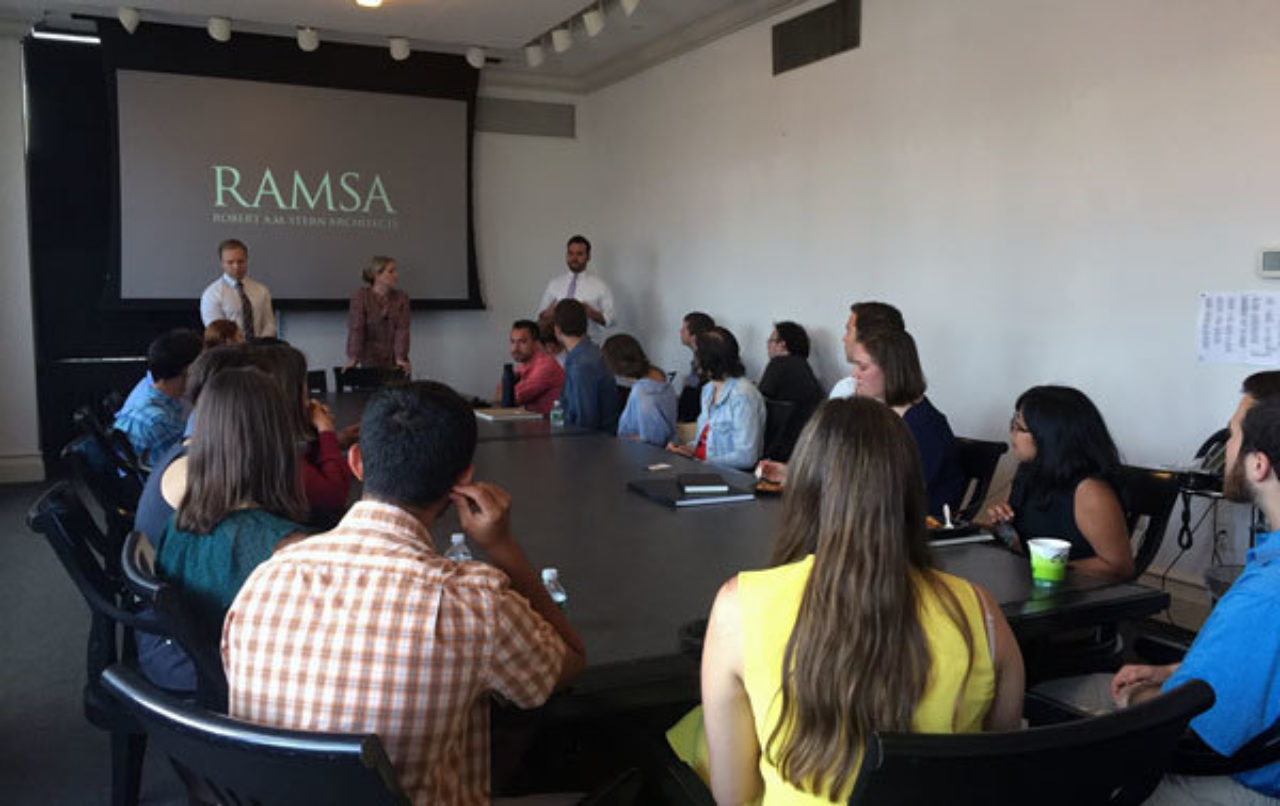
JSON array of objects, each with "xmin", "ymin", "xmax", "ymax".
[{"xmin": 1026, "ymin": 537, "xmax": 1071, "ymax": 584}]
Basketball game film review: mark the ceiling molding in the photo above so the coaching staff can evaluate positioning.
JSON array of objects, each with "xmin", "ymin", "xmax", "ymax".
[{"xmin": 483, "ymin": 0, "xmax": 807, "ymax": 95}]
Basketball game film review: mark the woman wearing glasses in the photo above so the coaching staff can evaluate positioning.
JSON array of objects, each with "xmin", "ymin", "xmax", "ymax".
[{"xmin": 985, "ymin": 385, "xmax": 1133, "ymax": 582}]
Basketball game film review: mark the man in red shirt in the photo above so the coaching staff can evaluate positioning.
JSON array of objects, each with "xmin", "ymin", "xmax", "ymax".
[{"xmin": 506, "ymin": 319, "xmax": 565, "ymax": 415}]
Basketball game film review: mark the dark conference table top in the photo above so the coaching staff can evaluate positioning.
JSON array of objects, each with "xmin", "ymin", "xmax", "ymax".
[
  {"xmin": 433, "ymin": 433, "xmax": 1170, "ymax": 693},
  {"xmin": 324, "ymin": 390, "xmax": 594, "ymax": 442}
]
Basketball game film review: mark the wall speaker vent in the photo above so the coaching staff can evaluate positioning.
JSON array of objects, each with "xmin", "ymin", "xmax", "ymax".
[{"xmin": 772, "ymin": 0, "xmax": 860, "ymax": 76}]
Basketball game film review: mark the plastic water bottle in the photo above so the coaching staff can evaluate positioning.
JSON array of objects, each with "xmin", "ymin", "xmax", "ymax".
[
  {"xmin": 549, "ymin": 399, "xmax": 565, "ymax": 427},
  {"xmin": 501, "ymin": 363, "xmax": 516, "ymax": 407},
  {"xmin": 542, "ymin": 567, "xmax": 568, "ymax": 609},
  {"xmin": 444, "ymin": 532, "xmax": 472, "ymax": 562}
]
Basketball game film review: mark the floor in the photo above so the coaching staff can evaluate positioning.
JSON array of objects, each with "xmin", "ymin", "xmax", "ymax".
[{"xmin": 0, "ymin": 480, "xmax": 185, "ymax": 806}]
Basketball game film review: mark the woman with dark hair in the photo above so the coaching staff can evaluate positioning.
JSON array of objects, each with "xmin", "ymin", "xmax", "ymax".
[
  {"xmin": 986, "ymin": 385, "xmax": 1133, "ymax": 581},
  {"xmin": 345, "ymin": 255, "xmax": 410, "ymax": 374},
  {"xmin": 251, "ymin": 342, "xmax": 353, "ymax": 527},
  {"xmin": 155, "ymin": 367, "xmax": 309, "ymax": 638},
  {"xmin": 668, "ymin": 326, "xmax": 765, "ymax": 470},
  {"xmin": 603, "ymin": 334, "xmax": 678, "ymax": 446},
  {"xmin": 691, "ymin": 398, "xmax": 1023, "ymax": 803},
  {"xmin": 849, "ymin": 326, "xmax": 964, "ymax": 517},
  {"xmin": 758, "ymin": 321, "xmax": 825, "ymax": 460}
]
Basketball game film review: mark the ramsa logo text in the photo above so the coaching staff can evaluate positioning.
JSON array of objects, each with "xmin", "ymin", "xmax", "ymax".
[{"xmin": 212, "ymin": 165, "xmax": 396, "ymax": 214}]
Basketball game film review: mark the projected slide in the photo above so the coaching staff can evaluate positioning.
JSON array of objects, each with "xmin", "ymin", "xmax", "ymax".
[{"xmin": 116, "ymin": 70, "xmax": 469, "ymax": 302}]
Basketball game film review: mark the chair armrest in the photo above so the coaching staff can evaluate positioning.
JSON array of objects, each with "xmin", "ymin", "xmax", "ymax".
[{"xmin": 1172, "ymin": 719, "xmax": 1280, "ymax": 777}]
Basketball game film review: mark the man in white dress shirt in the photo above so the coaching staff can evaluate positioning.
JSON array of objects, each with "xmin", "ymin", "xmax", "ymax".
[
  {"xmin": 537, "ymin": 235, "xmax": 614, "ymax": 342},
  {"xmin": 199, "ymin": 239, "xmax": 277, "ymax": 338},
  {"xmin": 829, "ymin": 300, "xmax": 905, "ymax": 399}
]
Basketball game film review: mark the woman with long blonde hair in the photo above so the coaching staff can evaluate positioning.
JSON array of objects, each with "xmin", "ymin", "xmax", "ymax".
[{"xmin": 699, "ymin": 397, "xmax": 1024, "ymax": 804}]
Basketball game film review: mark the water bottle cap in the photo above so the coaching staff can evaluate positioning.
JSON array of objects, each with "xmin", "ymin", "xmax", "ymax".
[
  {"xmin": 451, "ymin": 533, "xmax": 465, "ymax": 544},
  {"xmin": 541, "ymin": 567, "xmax": 558, "ymax": 581}
]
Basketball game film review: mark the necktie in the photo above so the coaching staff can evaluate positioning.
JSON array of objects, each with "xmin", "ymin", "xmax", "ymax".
[
  {"xmin": 566, "ymin": 273, "xmax": 578, "ymax": 300},
  {"xmin": 237, "ymin": 281, "xmax": 255, "ymax": 339}
]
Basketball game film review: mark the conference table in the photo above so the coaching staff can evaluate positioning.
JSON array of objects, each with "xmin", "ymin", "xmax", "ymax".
[
  {"xmin": 322, "ymin": 388, "xmax": 1169, "ymax": 706},
  {"xmin": 426, "ymin": 431, "xmax": 1171, "ymax": 709},
  {"xmin": 324, "ymin": 389, "xmax": 595, "ymax": 442}
]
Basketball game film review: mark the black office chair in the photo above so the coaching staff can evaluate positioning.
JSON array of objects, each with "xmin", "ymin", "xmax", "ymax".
[
  {"xmin": 762, "ymin": 398, "xmax": 796, "ymax": 461},
  {"xmin": 952, "ymin": 437, "xmax": 1008, "ymax": 523},
  {"xmin": 1115, "ymin": 465, "xmax": 1182, "ymax": 579},
  {"xmin": 72, "ymin": 403, "xmax": 149, "ymax": 484},
  {"xmin": 658, "ymin": 681, "xmax": 1211, "ymax": 806},
  {"xmin": 307, "ymin": 369, "xmax": 329, "ymax": 395},
  {"xmin": 332, "ymin": 366, "xmax": 405, "ymax": 392},
  {"xmin": 121, "ymin": 531, "xmax": 229, "ymax": 711},
  {"xmin": 101, "ymin": 665, "xmax": 411, "ymax": 806},
  {"xmin": 27, "ymin": 481, "xmax": 163, "ymax": 806},
  {"xmin": 677, "ymin": 384, "xmax": 702, "ymax": 424},
  {"xmin": 846, "ymin": 680, "xmax": 1213, "ymax": 805}
]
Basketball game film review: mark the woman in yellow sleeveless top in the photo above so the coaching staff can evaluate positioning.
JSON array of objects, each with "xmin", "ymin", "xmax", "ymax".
[{"xmin": 696, "ymin": 398, "xmax": 1025, "ymax": 804}]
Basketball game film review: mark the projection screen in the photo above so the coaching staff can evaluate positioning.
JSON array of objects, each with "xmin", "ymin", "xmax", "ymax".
[{"xmin": 115, "ymin": 69, "xmax": 470, "ymax": 303}]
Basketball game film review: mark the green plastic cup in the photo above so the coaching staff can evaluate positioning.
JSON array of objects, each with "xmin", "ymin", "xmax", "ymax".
[{"xmin": 1027, "ymin": 538, "xmax": 1070, "ymax": 585}]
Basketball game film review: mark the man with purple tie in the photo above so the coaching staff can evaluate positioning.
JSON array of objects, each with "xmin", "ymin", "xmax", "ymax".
[{"xmin": 537, "ymin": 234, "xmax": 614, "ymax": 342}]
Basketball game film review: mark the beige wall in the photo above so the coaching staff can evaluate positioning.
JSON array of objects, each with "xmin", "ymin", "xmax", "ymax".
[{"xmin": 0, "ymin": 29, "xmax": 42, "ymax": 482}]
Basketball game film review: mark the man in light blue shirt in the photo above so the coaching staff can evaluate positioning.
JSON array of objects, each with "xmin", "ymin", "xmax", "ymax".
[
  {"xmin": 113, "ymin": 329, "xmax": 202, "ymax": 465},
  {"xmin": 1110, "ymin": 371, "xmax": 1280, "ymax": 804}
]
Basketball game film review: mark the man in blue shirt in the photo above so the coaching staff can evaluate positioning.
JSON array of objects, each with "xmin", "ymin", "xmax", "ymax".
[
  {"xmin": 113, "ymin": 329, "xmax": 202, "ymax": 465},
  {"xmin": 553, "ymin": 299, "xmax": 619, "ymax": 434},
  {"xmin": 1111, "ymin": 371, "xmax": 1280, "ymax": 804}
]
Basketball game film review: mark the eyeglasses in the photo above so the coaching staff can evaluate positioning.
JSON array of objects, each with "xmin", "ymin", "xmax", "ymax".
[{"xmin": 1009, "ymin": 416, "xmax": 1030, "ymax": 434}]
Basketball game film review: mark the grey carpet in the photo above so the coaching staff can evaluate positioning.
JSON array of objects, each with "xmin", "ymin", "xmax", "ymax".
[{"xmin": 0, "ymin": 481, "xmax": 185, "ymax": 805}]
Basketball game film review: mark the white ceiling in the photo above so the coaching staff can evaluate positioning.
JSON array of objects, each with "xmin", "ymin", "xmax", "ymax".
[{"xmin": 0, "ymin": 0, "xmax": 805, "ymax": 91}]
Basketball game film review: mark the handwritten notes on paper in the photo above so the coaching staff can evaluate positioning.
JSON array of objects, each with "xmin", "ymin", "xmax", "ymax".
[{"xmin": 1198, "ymin": 293, "xmax": 1280, "ymax": 365}]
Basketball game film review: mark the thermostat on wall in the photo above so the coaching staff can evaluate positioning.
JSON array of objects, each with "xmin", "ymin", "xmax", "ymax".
[{"xmin": 1260, "ymin": 249, "xmax": 1280, "ymax": 278}]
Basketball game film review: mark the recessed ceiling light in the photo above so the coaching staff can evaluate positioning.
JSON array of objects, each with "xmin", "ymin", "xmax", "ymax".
[{"xmin": 357, "ymin": 0, "xmax": 383, "ymax": 8}]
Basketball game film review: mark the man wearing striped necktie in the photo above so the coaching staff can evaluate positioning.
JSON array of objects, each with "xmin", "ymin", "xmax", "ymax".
[
  {"xmin": 537, "ymin": 234, "xmax": 615, "ymax": 343},
  {"xmin": 199, "ymin": 238, "xmax": 277, "ymax": 338}
]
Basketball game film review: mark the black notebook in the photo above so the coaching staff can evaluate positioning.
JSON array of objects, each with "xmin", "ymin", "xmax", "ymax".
[
  {"xmin": 677, "ymin": 473, "xmax": 730, "ymax": 494},
  {"xmin": 628, "ymin": 478, "xmax": 756, "ymax": 508}
]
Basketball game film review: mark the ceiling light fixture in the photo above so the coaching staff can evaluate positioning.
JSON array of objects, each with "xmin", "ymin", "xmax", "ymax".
[
  {"xmin": 117, "ymin": 7, "xmax": 140, "ymax": 34},
  {"xmin": 621, "ymin": 0, "xmax": 640, "ymax": 17},
  {"xmin": 356, "ymin": 0, "xmax": 383, "ymax": 7},
  {"xmin": 525, "ymin": 42, "xmax": 545, "ymax": 68},
  {"xmin": 551, "ymin": 26, "xmax": 572, "ymax": 53},
  {"xmin": 206, "ymin": 16, "xmax": 231, "ymax": 42},
  {"xmin": 297, "ymin": 26, "xmax": 320, "ymax": 52},
  {"xmin": 465, "ymin": 46, "xmax": 486, "ymax": 69},
  {"xmin": 389, "ymin": 36, "xmax": 410, "ymax": 61},
  {"xmin": 583, "ymin": 7, "xmax": 605, "ymax": 38}
]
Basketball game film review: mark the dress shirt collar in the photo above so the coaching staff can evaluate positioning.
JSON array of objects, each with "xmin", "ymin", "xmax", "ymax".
[
  {"xmin": 340, "ymin": 499, "xmax": 438, "ymax": 554},
  {"xmin": 1247, "ymin": 528, "xmax": 1280, "ymax": 566},
  {"xmin": 221, "ymin": 273, "xmax": 245, "ymax": 288}
]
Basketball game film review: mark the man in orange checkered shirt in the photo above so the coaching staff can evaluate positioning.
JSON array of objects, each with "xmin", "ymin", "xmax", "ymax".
[{"xmin": 223, "ymin": 381, "xmax": 586, "ymax": 805}]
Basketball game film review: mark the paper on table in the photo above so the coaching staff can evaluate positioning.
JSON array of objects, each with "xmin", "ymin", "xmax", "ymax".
[{"xmin": 1197, "ymin": 292, "xmax": 1280, "ymax": 365}]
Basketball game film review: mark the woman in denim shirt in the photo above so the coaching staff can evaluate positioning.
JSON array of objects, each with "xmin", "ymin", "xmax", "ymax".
[
  {"xmin": 669, "ymin": 326, "xmax": 765, "ymax": 470},
  {"xmin": 604, "ymin": 334, "xmax": 678, "ymax": 446}
]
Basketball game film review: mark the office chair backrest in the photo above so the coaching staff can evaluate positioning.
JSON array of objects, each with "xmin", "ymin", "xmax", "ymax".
[
  {"xmin": 27, "ymin": 482, "xmax": 161, "ymax": 658},
  {"xmin": 762, "ymin": 398, "xmax": 797, "ymax": 461},
  {"xmin": 1114, "ymin": 465, "xmax": 1181, "ymax": 579},
  {"xmin": 952, "ymin": 437, "xmax": 1008, "ymax": 523},
  {"xmin": 102, "ymin": 665, "xmax": 411, "ymax": 806},
  {"xmin": 332, "ymin": 366, "xmax": 404, "ymax": 392},
  {"xmin": 307, "ymin": 369, "xmax": 329, "ymax": 395},
  {"xmin": 848, "ymin": 680, "xmax": 1214, "ymax": 806},
  {"xmin": 120, "ymin": 531, "xmax": 228, "ymax": 711}
]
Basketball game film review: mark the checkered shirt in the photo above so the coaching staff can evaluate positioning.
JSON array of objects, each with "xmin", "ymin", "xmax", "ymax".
[{"xmin": 222, "ymin": 501, "xmax": 567, "ymax": 806}]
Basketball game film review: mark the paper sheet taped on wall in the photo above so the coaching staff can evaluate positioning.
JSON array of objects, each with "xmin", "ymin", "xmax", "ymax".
[{"xmin": 1198, "ymin": 293, "xmax": 1280, "ymax": 365}]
